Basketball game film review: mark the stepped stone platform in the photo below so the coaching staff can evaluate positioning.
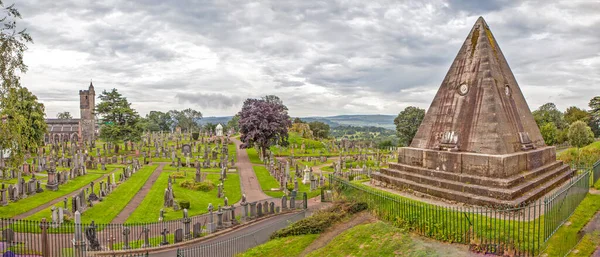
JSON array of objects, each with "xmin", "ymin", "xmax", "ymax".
[{"xmin": 372, "ymin": 146, "xmax": 574, "ymax": 207}]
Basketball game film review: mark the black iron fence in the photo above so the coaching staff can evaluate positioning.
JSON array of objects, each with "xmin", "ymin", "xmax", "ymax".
[
  {"xmin": 329, "ymin": 160, "xmax": 599, "ymax": 257},
  {"xmin": 175, "ymin": 211, "xmax": 306, "ymax": 257},
  {"xmin": 0, "ymin": 194, "xmax": 308, "ymax": 257}
]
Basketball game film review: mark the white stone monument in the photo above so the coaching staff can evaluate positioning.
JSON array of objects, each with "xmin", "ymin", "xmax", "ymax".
[{"xmin": 216, "ymin": 124, "xmax": 223, "ymax": 137}]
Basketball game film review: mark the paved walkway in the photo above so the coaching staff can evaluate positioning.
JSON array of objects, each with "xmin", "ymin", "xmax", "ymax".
[
  {"xmin": 111, "ymin": 163, "xmax": 166, "ymax": 223},
  {"xmin": 231, "ymin": 138, "xmax": 270, "ymax": 201},
  {"xmin": 15, "ymin": 168, "xmax": 119, "ymax": 220}
]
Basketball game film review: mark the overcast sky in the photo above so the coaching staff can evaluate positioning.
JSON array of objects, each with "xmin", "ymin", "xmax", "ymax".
[{"xmin": 16, "ymin": 0, "xmax": 600, "ymax": 118}]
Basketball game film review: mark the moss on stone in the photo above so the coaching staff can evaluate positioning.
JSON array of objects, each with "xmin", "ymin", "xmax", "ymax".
[
  {"xmin": 484, "ymin": 25, "xmax": 498, "ymax": 58},
  {"xmin": 470, "ymin": 28, "xmax": 479, "ymax": 57}
]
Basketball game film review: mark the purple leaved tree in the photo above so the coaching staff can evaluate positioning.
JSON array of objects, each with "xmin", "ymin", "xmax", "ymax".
[{"xmin": 238, "ymin": 95, "xmax": 292, "ymax": 157}]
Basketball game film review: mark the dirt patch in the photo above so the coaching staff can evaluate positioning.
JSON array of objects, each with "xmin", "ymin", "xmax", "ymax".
[{"xmin": 299, "ymin": 212, "xmax": 376, "ymax": 256}]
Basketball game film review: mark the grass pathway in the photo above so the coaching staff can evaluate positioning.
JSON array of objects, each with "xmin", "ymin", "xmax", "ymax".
[
  {"xmin": 11, "ymin": 168, "xmax": 118, "ymax": 219},
  {"xmin": 125, "ymin": 170, "xmax": 242, "ymax": 223},
  {"xmin": 300, "ymin": 212, "xmax": 375, "ymax": 255},
  {"xmin": 111, "ymin": 163, "xmax": 165, "ymax": 223},
  {"xmin": 26, "ymin": 165, "xmax": 158, "ymax": 223}
]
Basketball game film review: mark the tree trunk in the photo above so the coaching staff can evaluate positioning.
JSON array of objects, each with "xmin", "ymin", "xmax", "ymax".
[
  {"xmin": 261, "ymin": 144, "xmax": 269, "ymax": 161},
  {"xmin": 114, "ymin": 144, "xmax": 119, "ymax": 154}
]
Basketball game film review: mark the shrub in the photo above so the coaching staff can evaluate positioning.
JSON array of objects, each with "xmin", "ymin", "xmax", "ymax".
[
  {"xmin": 171, "ymin": 172, "xmax": 186, "ymax": 178},
  {"xmin": 179, "ymin": 200, "xmax": 190, "ymax": 210},
  {"xmin": 192, "ymin": 132, "xmax": 199, "ymax": 140},
  {"xmin": 271, "ymin": 212, "xmax": 343, "ymax": 238},
  {"xmin": 179, "ymin": 179, "xmax": 215, "ymax": 192},
  {"xmin": 270, "ymin": 201, "xmax": 367, "ymax": 239}
]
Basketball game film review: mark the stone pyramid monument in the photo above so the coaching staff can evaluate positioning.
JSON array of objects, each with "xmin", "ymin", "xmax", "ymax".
[{"xmin": 372, "ymin": 17, "xmax": 574, "ymax": 207}]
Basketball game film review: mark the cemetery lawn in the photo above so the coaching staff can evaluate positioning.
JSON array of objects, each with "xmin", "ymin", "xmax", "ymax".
[
  {"xmin": 247, "ymin": 148, "xmax": 263, "ymax": 164},
  {"xmin": 253, "ymin": 165, "xmax": 284, "ymax": 198},
  {"xmin": 543, "ymin": 193, "xmax": 600, "ymax": 256},
  {"xmin": 161, "ymin": 166, "xmax": 225, "ymax": 173},
  {"xmin": 81, "ymin": 164, "xmax": 158, "ymax": 223},
  {"xmin": 125, "ymin": 171, "xmax": 242, "ymax": 223},
  {"xmin": 253, "ymin": 165, "xmax": 323, "ymax": 199},
  {"xmin": 26, "ymin": 165, "xmax": 158, "ymax": 223},
  {"xmin": 0, "ymin": 171, "xmax": 106, "ymax": 218},
  {"xmin": 305, "ymin": 221, "xmax": 436, "ymax": 257},
  {"xmin": 238, "ymin": 234, "xmax": 319, "ymax": 257}
]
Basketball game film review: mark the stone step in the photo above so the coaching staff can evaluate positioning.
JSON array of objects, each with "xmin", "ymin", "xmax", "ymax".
[
  {"xmin": 387, "ymin": 160, "xmax": 564, "ymax": 188},
  {"xmin": 380, "ymin": 163, "xmax": 571, "ymax": 200},
  {"xmin": 372, "ymin": 167, "xmax": 574, "ymax": 207}
]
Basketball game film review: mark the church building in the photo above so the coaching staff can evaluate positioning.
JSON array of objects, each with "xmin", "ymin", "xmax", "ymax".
[{"xmin": 44, "ymin": 82, "xmax": 97, "ymax": 146}]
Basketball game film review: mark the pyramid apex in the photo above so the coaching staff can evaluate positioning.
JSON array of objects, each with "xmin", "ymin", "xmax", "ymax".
[{"xmin": 410, "ymin": 18, "xmax": 544, "ymax": 154}]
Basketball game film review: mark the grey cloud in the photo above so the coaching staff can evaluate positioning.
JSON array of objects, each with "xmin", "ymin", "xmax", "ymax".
[
  {"xmin": 15, "ymin": 0, "xmax": 600, "ymax": 117},
  {"xmin": 175, "ymin": 92, "xmax": 242, "ymax": 109}
]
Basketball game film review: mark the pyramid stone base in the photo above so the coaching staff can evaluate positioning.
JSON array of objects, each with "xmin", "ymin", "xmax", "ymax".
[{"xmin": 371, "ymin": 146, "xmax": 574, "ymax": 207}]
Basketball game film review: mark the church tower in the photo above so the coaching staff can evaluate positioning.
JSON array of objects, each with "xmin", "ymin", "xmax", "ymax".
[{"xmin": 79, "ymin": 82, "xmax": 96, "ymax": 146}]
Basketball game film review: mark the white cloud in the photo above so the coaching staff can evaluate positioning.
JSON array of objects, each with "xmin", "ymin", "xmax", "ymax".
[{"xmin": 14, "ymin": 0, "xmax": 600, "ymax": 118}]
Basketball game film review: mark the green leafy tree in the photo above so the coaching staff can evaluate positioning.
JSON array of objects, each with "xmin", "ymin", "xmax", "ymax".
[
  {"xmin": 589, "ymin": 96, "xmax": 600, "ymax": 137},
  {"xmin": 238, "ymin": 95, "xmax": 292, "ymax": 156},
  {"xmin": 96, "ymin": 89, "xmax": 142, "ymax": 153},
  {"xmin": 532, "ymin": 103, "xmax": 566, "ymax": 129},
  {"xmin": 142, "ymin": 111, "xmax": 172, "ymax": 132},
  {"xmin": 568, "ymin": 120, "xmax": 595, "ymax": 164},
  {"xmin": 204, "ymin": 122, "xmax": 217, "ymax": 133},
  {"xmin": 0, "ymin": 2, "xmax": 46, "ymax": 171},
  {"xmin": 57, "ymin": 111, "xmax": 72, "ymax": 119},
  {"xmin": 293, "ymin": 117, "xmax": 304, "ymax": 124},
  {"xmin": 568, "ymin": 121, "xmax": 594, "ymax": 148},
  {"xmin": 564, "ymin": 106, "xmax": 590, "ymax": 125},
  {"xmin": 394, "ymin": 106, "xmax": 425, "ymax": 146},
  {"xmin": 168, "ymin": 108, "xmax": 202, "ymax": 132},
  {"xmin": 557, "ymin": 129, "xmax": 569, "ymax": 144},
  {"xmin": 539, "ymin": 122, "xmax": 558, "ymax": 145},
  {"xmin": 308, "ymin": 121, "xmax": 330, "ymax": 139},
  {"xmin": 226, "ymin": 114, "xmax": 240, "ymax": 132}
]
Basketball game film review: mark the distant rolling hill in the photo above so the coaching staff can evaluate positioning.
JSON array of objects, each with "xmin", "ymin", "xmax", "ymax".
[{"xmin": 199, "ymin": 115, "xmax": 396, "ymax": 130}]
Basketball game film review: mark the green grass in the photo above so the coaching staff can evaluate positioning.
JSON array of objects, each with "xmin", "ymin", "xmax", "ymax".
[
  {"xmin": 253, "ymin": 166, "xmax": 284, "ymax": 198},
  {"xmin": 567, "ymin": 232, "xmax": 600, "ymax": 257},
  {"xmin": 306, "ymin": 221, "xmax": 435, "ymax": 257},
  {"xmin": 161, "ymin": 165, "xmax": 229, "ymax": 173},
  {"xmin": 544, "ymin": 193, "xmax": 600, "ymax": 256},
  {"xmin": 126, "ymin": 171, "xmax": 241, "ymax": 223},
  {"xmin": 247, "ymin": 148, "xmax": 263, "ymax": 164},
  {"xmin": 0, "ymin": 170, "xmax": 107, "ymax": 218},
  {"xmin": 558, "ymin": 141, "xmax": 600, "ymax": 167},
  {"xmin": 238, "ymin": 234, "xmax": 318, "ymax": 257},
  {"xmin": 79, "ymin": 165, "xmax": 158, "ymax": 223},
  {"xmin": 339, "ymin": 178, "xmax": 551, "ymax": 254},
  {"xmin": 26, "ymin": 165, "xmax": 159, "ymax": 224},
  {"xmin": 253, "ymin": 165, "xmax": 323, "ymax": 199}
]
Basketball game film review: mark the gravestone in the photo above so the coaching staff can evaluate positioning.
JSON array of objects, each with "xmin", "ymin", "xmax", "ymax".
[
  {"xmin": 160, "ymin": 228, "xmax": 170, "ymax": 245},
  {"xmin": 2, "ymin": 228, "xmax": 14, "ymax": 244},
  {"xmin": 122, "ymin": 227, "xmax": 131, "ymax": 250},
  {"xmin": 174, "ymin": 228, "xmax": 184, "ymax": 243},
  {"xmin": 193, "ymin": 223, "xmax": 202, "ymax": 238},
  {"xmin": 85, "ymin": 221, "xmax": 101, "ymax": 251},
  {"xmin": 257, "ymin": 202, "xmax": 263, "ymax": 217}
]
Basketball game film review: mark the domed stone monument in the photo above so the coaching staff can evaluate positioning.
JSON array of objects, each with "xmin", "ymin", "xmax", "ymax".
[{"xmin": 372, "ymin": 17, "xmax": 574, "ymax": 207}]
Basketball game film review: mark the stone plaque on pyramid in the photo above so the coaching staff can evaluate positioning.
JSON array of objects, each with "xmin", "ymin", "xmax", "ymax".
[{"xmin": 372, "ymin": 17, "xmax": 574, "ymax": 207}]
